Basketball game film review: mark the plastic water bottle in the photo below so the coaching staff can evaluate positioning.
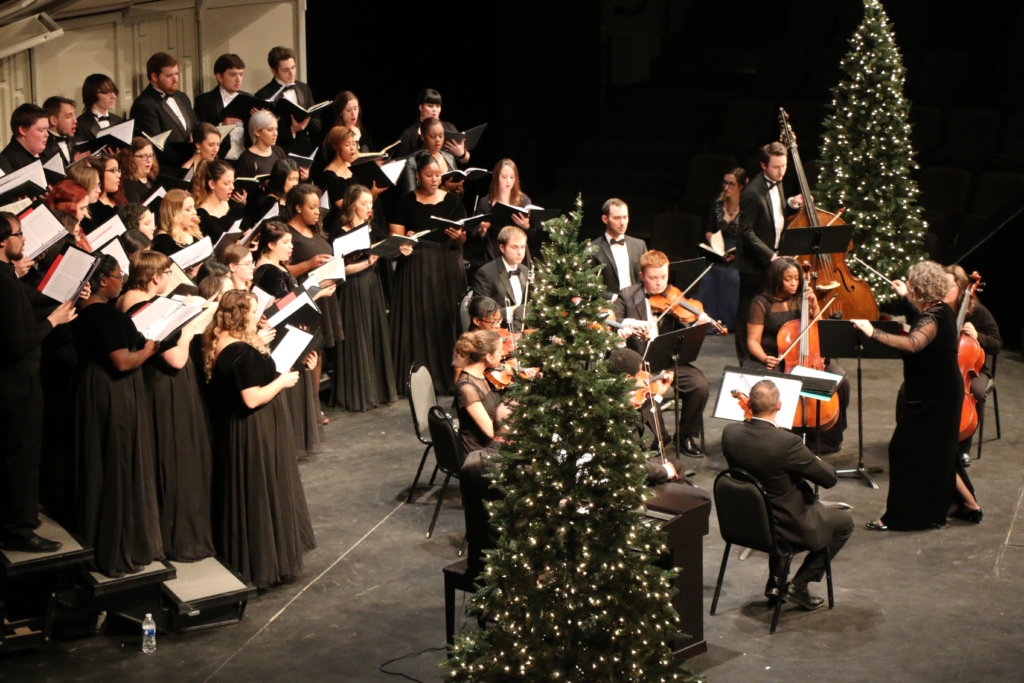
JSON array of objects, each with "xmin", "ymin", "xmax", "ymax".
[{"xmin": 142, "ymin": 613, "xmax": 156, "ymax": 654}]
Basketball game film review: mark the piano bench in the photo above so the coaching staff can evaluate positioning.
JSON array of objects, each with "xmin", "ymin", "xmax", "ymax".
[{"xmin": 443, "ymin": 559, "xmax": 479, "ymax": 650}]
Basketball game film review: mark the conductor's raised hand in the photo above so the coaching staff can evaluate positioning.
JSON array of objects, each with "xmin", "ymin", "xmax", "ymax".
[
  {"xmin": 850, "ymin": 319, "xmax": 874, "ymax": 337},
  {"xmin": 891, "ymin": 279, "xmax": 908, "ymax": 297}
]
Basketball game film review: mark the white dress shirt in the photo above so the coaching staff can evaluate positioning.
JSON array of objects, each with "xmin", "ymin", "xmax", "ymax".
[
  {"xmin": 275, "ymin": 78, "xmax": 298, "ymax": 105},
  {"xmin": 606, "ymin": 232, "xmax": 632, "ymax": 289},
  {"xmin": 643, "ymin": 296, "xmax": 660, "ymax": 340},
  {"xmin": 503, "ymin": 258, "xmax": 523, "ymax": 322},
  {"xmin": 159, "ymin": 89, "xmax": 188, "ymax": 132},
  {"xmin": 767, "ymin": 181, "xmax": 785, "ymax": 248},
  {"xmin": 92, "ymin": 109, "xmax": 111, "ymax": 130},
  {"xmin": 219, "ymin": 88, "xmax": 245, "ymax": 160}
]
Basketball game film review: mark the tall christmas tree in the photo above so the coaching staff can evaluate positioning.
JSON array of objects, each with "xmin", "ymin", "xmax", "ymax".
[
  {"xmin": 815, "ymin": 0, "xmax": 927, "ymax": 300},
  {"xmin": 443, "ymin": 200, "xmax": 697, "ymax": 682}
]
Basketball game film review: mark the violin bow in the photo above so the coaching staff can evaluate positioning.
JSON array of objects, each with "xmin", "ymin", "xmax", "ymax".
[
  {"xmin": 653, "ymin": 264, "xmax": 714, "ymax": 325},
  {"xmin": 641, "ymin": 361, "xmax": 668, "ymax": 466},
  {"xmin": 850, "ymin": 254, "xmax": 895, "ymax": 286},
  {"xmin": 777, "ymin": 294, "xmax": 838, "ymax": 360}
]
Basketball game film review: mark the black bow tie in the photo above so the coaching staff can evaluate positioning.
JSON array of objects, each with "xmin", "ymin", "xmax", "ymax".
[
  {"xmin": 508, "ymin": 268, "xmax": 521, "ymax": 277},
  {"xmin": 765, "ymin": 179, "xmax": 780, "ymax": 190},
  {"xmin": 610, "ymin": 238, "xmax": 625, "ymax": 246},
  {"xmin": 281, "ymin": 84, "xmax": 296, "ymax": 92},
  {"xmin": 644, "ymin": 290, "xmax": 654, "ymax": 299},
  {"xmin": 96, "ymin": 115, "xmax": 110, "ymax": 122}
]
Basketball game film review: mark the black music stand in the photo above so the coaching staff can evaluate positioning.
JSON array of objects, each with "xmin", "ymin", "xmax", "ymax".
[
  {"xmin": 818, "ymin": 320, "xmax": 901, "ymax": 489},
  {"xmin": 642, "ymin": 324, "xmax": 709, "ymax": 453},
  {"xmin": 668, "ymin": 258, "xmax": 707, "ymax": 295},
  {"xmin": 776, "ymin": 225, "xmax": 855, "ymax": 258}
]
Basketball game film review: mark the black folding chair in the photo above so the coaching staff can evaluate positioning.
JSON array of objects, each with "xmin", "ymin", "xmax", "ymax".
[
  {"xmin": 710, "ymin": 469, "xmax": 834, "ymax": 634},
  {"xmin": 405, "ymin": 362, "xmax": 439, "ymax": 502},
  {"xmin": 425, "ymin": 406, "xmax": 466, "ymax": 539},
  {"xmin": 976, "ymin": 355, "xmax": 1001, "ymax": 459}
]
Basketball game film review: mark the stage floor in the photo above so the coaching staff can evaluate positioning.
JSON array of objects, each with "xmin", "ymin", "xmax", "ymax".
[{"xmin": 3, "ymin": 335, "xmax": 1022, "ymax": 682}]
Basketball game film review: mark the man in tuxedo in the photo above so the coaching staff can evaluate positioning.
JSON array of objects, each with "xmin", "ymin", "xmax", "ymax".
[
  {"xmin": 591, "ymin": 198, "xmax": 646, "ymax": 300},
  {"xmin": 194, "ymin": 53, "xmax": 250, "ymax": 160},
  {"xmin": 254, "ymin": 46, "xmax": 318, "ymax": 155},
  {"xmin": 721, "ymin": 379, "xmax": 853, "ymax": 610},
  {"xmin": 76, "ymin": 73, "xmax": 124, "ymax": 141},
  {"xmin": 472, "ymin": 226, "xmax": 529, "ymax": 327},
  {"xmin": 129, "ymin": 52, "xmax": 198, "ymax": 168},
  {"xmin": 42, "ymin": 96, "xmax": 82, "ymax": 166},
  {"xmin": 0, "ymin": 212, "xmax": 78, "ymax": 553},
  {"xmin": 0, "ymin": 104, "xmax": 49, "ymax": 174},
  {"xmin": 613, "ymin": 250, "xmax": 710, "ymax": 456},
  {"xmin": 733, "ymin": 142, "xmax": 804, "ymax": 361}
]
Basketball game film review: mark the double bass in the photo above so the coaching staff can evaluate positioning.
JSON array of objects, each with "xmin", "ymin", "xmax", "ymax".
[
  {"xmin": 956, "ymin": 272, "xmax": 985, "ymax": 442},
  {"xmin": 777, "ymin": 108, "xmax": 879, "ymax": 321}
]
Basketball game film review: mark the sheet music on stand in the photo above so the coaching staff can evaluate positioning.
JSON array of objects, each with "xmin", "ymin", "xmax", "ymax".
[{"xmin": 713, "ymin": 366, "xmax": 805, "ymax": 427}]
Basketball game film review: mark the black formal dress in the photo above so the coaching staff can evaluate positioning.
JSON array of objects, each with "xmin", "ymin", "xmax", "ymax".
[
  {"xmin": 287, "ymin": 224, "xmax": 343, "ymax": 371},
  {"xmin": 336, "ymin": 229, "xmax": 397, "ymax": 412},
  {"xmin": 742, "ymin": 293, "xmax": 850, "ymax": 452},
  {"xmin": 872, "ymin": 302, "xmax": 972, "ymax": 530},
  {"xmin": 209, "ymin": 342, "xmax": 315, "ymax": 588},
  {"xmin": 394, "ymin": 119, "xmax": 457, "ymax": 159},
  {"xmin": 235, "ymin": 146, "xmax": 287, "ymax": 180},
  {"xmin": 475, "ymin": 194, "xmax": 535, "ymax": 269},
  {"xmin": 89, "ymin": 200, "xmax": 119, "ymax": 230},
  {"xmin": 252, "ymin": 263, "xmax": 325, "ymax": 456},
  {"xmin": 70, "ymin": 303, "xmax": 163, "ymax": 576},
  {"xmin": 319, "ymin": 169, "xmax": 355, "ymax": 236},
  {"xmin": 694, "ymin": 199, "xmax": 742, "ymax": 331},
  {"xmin": 151, "ymin": 233, "xmax": 192, "ymax": 258},
  {"xmin": 76, "ymin": 110, "xmax": 126, "ymax": 141},
  {"xmin": 455, "ymin": 372, "xmax": 501, "ymax": 577},
  {"xmin": 197, "ymin": 202, "xmax": 246, "ymax": 244},
  {"xmin": 126, "ymin": 301, "xmax": 215, "ymax": 562},
  {"xmin": 590, "ymin": 233, "xmax": 646, "ymax": 298},
  {"xmin": 129, "ymin": 85, "xmax": 199, "ymax": 168},
  {"xmin": 389, "ymin": 191, "xmax": 467, "ymax": 395},
  {"xmin": 124, "ymin": 177, "xmax": 156, "ymax": 205}
]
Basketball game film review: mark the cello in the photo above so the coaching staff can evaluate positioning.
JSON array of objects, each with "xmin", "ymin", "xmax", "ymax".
[
  {"xmin": 776, "ymin": 264, "xmax": 840, "ymax": 431},
  {"xmin": 777, "ymin": 108, "xmax": 879, "ymax": 321},
  {"xmin": 955, "ymin": 272, "xmax": 985, "ymax": 442}
]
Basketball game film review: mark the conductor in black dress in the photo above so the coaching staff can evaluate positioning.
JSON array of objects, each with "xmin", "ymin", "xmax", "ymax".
[
  {"xmin": 734, "ymin": 142, "xmax": 804, "ymax": 361},
  {"xmin": 0, "ymin": 212, "xmax": 77, "ymax": 552},
  {"xmin": 590, "ymin": 198, "xmax": 646, "ymax": 301},
  {"xmin": 253, "ymin": 46, "xmax": 318, "ymax": 155},
  {"xmin": 613, "ymin": 249, "xmax": 710, "ymax": 457},
  {"xmin": 129, "ymin": 52, "xmax": 199, "ymax": 169},
  {"xmin": 471, "ymin": 226, "xmax": 529, "ymax": 328},
  {"xmin": 721, "ymin": 379, "xmax": 854, "ymax": 610}
]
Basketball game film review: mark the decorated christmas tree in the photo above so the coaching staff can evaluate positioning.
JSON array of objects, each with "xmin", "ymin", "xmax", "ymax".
[
  {"xmin": 814, "ymin": 0, "xmax": 927, "ymax": 300},
  {"xmin": 443, "ymin": 199, "xmax": 697, "ymax": 682}
]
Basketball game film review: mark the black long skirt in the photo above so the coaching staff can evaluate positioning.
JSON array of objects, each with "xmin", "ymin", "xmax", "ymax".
[
  {"xmin": 284, "ymin": 369, "xmax": 325, "ymax": 457},
  {"xmin": 339, "ymin": 268, "xmax": 397, "ymax": 411},
  {"xmin": 73, "ymin": 362, "xmax": 163, "ymax": 576},
  {"xmin": 214, "ymin": 392, "xmax": 315, "ymax": 588},
  {"xmin": 143, "ymin": 358, "xmax": 215, "ymax": 562}
]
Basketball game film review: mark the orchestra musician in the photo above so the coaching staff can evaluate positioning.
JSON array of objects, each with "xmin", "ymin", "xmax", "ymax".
[
  {"xmin": 590, "ymin": 198, "xmax": 645, "ymax": 300},
  {"xmin": 613, "ymin": 250, "xmax": 711, "ymax": 457},
  {"xmin": 471, "ymin": 226, "xmax": 529, "ymax": 327}
]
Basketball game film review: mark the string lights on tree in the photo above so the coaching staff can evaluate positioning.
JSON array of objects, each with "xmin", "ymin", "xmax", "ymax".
[
  {"xmin": 443, "ymin": 198, "xmax": 698, "ymax": 682},
  {"xmin": 815, "ymin": 0, "xmax": 927, "ymax": 300}
]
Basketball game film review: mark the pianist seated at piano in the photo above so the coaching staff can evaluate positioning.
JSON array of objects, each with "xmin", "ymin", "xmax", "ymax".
[{"xmin": 720, "ymin": 379, "xmax": 854, "ymax": 611}]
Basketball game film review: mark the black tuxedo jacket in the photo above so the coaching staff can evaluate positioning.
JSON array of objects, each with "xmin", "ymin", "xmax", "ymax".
[
  {"xmin": 254, "ymin": 79, "xmax": 320, "ymax": 151},
  {"xmin": 472, "ymin": 257, "xmax": 528, "ymax": 324},
  {"xmin": 0, "ymin": 137, "xmax": 41, "ymax": 175},
  {"xmin": 721, "ymin": 419, "xmax": 838, "ymax": 551},
  {"xmin": 75, "ymin": 110, "xmax": 126, "ymax": 141},
  {"xmin": 590, "ymin": 234, "xmax": 646, "ymax": 296},
  {"xmin": 194, "ymin": 87, "xmax": 252, "ymax": 125},
  {"xmin": 612, "ymin": 282, "xmax": 689, "ymax": 354},
  {"xmin": 735, "ymin": 172, "xmax": 795, "ymax": 276},
  {"xmin": 129, "ymin": 85, "xmax": 198, "ymax": 167}
]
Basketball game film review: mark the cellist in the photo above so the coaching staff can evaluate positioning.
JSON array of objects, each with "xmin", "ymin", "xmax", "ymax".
[
  {"xmin": 944, "ymin": 265, "xmax": 1001, "ymax": 467},
  {"xmin": 744, "ymin": 257, "xmax": 851, "ymax": 453}
]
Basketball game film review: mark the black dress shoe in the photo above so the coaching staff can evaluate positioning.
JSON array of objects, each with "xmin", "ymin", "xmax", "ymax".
[
  {"xmin": 2, "ymin": 533, "xmax": 62, "ymax": 553},
  {"xmin": 679, "ymin": 436, "xmax": 704, "ymax": 457},
  {"xmin": 764, "ymin": 576, "xmax": 782, "ymax": 601},
  {"xmin": 952, "ymin": 507, "xmax": 983, "ymax": 524},
  {"xmin": 783, "ymin": 583, "xmax": 824, "ymax": 610}
]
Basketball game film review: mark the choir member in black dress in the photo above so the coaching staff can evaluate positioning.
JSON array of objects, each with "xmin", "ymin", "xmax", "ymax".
[
  {"xmin": 84, "ymin": 154, "xmax": 126, "ymax": 228},
  {"xmin": 46, "ymin": 181, "xmax": 93, "ymax": 254},
  {"xmin": 203, "ymin": 289, "xmax": 315, "ymax": 588},
  {"xmin": 246, "ymin": 156, "xmax": 298, "ymax": 228},
  {"xmin": 336, "ymin": 184, "xmax": 399, "ymax": 411},
  {"xmin": 151, "ymin": 189, "xmax": 201, "ymax": 260},
  {"xmin": 119, "ymin": 202, "xmax": 156, "ymax": 240},
  {"xmin": 397, "ymin": 118, "xmax": 461, "ymax": 196},
  {"xmin": 193, "ymin": 160, "xmax": 247, "ymax": 243},
  {"xmin": 394, "ymin": 89, "xmax": 467, "ymax": 163},
  {"xmin": 744, "ymin": 257, "xmax": 850, "ymax": 453},
  {"xmin": 852, "ymin": 261, "xmax": 982, "ymax": 529},
  {"xmin": 320, "ymin": 126, "xmax": 387, "ymax": 235},
  {"xmin": 71, "ymin": 255, "xmax": 164, "ymax": 577},
  {"xmin": 122, "ymin": 230, "xmax": 152, "ymax": 257},
  {"xmin": 251, "ymin": 222, "xmax": 330, "ymax": 455},
  {"xmin": 117, "ymin": 138, "xmax": 159, "ymax": 204},
  {"xmin": 945, "ymin": 265, "xmax": 1002, "ymax": 462},
  {"xmin": 694, "ymin": 168, "xmax": 746, "ymax": 332},
  {"xmin": 76, "ymin": 74, "xmax": 124, "ymax": 141},
  {"xmin": 334, "ymin": 92, "xmax": 374, "ymax": 152},
  {"xmin": 182, "ymin": 122, "xmax": 222, "ymax": 175},
  {"xmin": 389, "ymin": 151, "xmax": 468, "ymax": 395},
  {"xmin": 474, "ymin": 158, "xmax": 535, "ymax": 267},
  {"xmin": 66, "ymin": 163, "xmax": 103, "ymax": 233},
  {"xmin": 0, "ymin": 212, "xmax": 77, "ymax": 552},
  {"xmin": 119, "ymin": 250, "xmax": 215, "ymax": 561},
  {"xmin": 235, "ymin": 110, "xmax": 293, "ymax": 180},
  {"xmin": 220, "ymin": 243, "xmax": 255, "ymax": 291}
]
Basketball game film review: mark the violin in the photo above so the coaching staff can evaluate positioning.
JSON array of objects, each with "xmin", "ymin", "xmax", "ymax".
[
  {"xmin": 648, "ymin": 285, "xmax": 728, "ymax": 335},
  {"xmin": 956, "ymin": 272, "xmax": 985, "ymax": 442},
  {"xmin": 776, "ymin": 263, "xmax": 840, "ymax": 431},
  {"xmin": 628, "ymin": 370, "xmax": 674, "ymax": 409},
  {"xmin": 730, "ymin": 389, "xmax": 753, "ymax": 421},
  {"xmin": 778, "ymin": 108, "xmax": 879, "ymax": 321},
  {"xmin": 496, "ymin": 327, "xmax": 536, "ymax": 357}
]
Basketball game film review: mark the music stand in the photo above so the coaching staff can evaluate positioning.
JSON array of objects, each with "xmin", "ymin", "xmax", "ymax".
[
  {"xmin": 776, "ymin": 225, "xmax": 855, "ymax": 258},
  {"xmin": 642, "ymin": 324, "xmax": 709, "ymax": 452},
  {"xmin": 818, "ymin": 320, "xmax": 901, "ymax": 489},
  {"xmin": 713, "ymin": 367, "xmax": 805, "ymax": 426},
  {"xmin": 668, "ymin": 258, "xmax": 707, "ymax": 295}
]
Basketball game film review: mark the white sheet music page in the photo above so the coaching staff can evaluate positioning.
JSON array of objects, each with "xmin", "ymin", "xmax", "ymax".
[
  {"xmin": 308, "ymin": 254, "xmax": 346, "ymax": 285},
  {"xmin": 20, "ymin": 205, "xmax": 68, "ymax": 260},
  {"xmin": 170, "ymin": 236, "xmax": 213, "ymax": 269},
  {"xmin": 252, "ymin": 286, "xmax": 275, "ymax": 320},
  {"xmin": 131, "ymin": 297, "xmax": 182, "ymax": 339},
  {"xmin": 99, "ymin": 238, "xmax": 130, "ymax": 275},
  {"xmin": 266, "ymin": 291, "xmax": 314, "ymax": 329},
  {"xmin": 39, "ymin": 248, "xmax": 96, "ymax": 302},
  {"xmin": 86, "ymin": 215, "xmax": 127, "ymax": 250},
  {"xmin": 271, "ymin": 325, "xmax": 314, "ymax": 373},
  {"xmin": 333, "ymin": 226, "xmax": 371, "ymax": 256}
]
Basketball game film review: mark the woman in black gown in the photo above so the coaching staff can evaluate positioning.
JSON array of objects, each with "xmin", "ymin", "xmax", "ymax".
[
  {"xmin": 852, "ymin": 261, "xmax": 982, "ymax": 530},
  {"xmin": 120, "ymin": 250, "xmax": 216, "ymax": 561},
  {"xmin": 388, "ymin": 151, "xmax": 468, "ymax": 395},
  {"xmin": 246, "ymin": 158, "xmax": 298, "ymax": 229},
  {"xmin": 474, "ymin": 158, "xmax": 535, "ymax": 267},
  {"xmin": 203, "ymin": 289, "xmax": 315, "ymax": 588},
  {"xmin": 71, "ymin": 255, "xmax": 163, "ymax": 577},
  {"xmin": 397, "ymin": 117, "xmax": 462, "ymax": 196},
  {"xmin": 336, "ymin": 184, "xmax": 399, "ymax": 411},
  {"xmin": 84, "ymin": 154, "xmax": 126, "ymax": 228},
  {"xmin": 194, "ymin": 160, "xmax": 247, "ymax": 244},
  {"xmin": 744, "ymin": 257, "xmax": 850, "ymax": 453},
  {"xmin": 695, "ymin": 168, "xmax": 746, "ymax": 332},
  {"xmin": 181, "ymin": 122, "xmax": 222, "ymax": 176},
  {"xmin": 236, "ymin": 111, "xmax": 290, "ymax": 180},
  {"xmin": 117, "ymin": 138, "xmax": 159, "ymax": 204},
  {"xmin": 252, "ymin": 222, "xmax": 332, "ymax": 455}
]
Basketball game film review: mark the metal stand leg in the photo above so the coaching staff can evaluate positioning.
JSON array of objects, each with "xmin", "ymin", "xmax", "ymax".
[
  {"xmin": 813, "ymin": 393, "xmax": 852, "ymax": 510},
  {"xmin": 836, "ymin": 350, "xmax": 881, "ymax": 489},
  {"xmin": 710, "ymin": 542, "xmax": 731, "ymax": 616}
]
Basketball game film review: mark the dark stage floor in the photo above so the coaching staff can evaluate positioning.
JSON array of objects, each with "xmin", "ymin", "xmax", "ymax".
[{"xmin": 2, "ymin": 335, "xmax": 1022, "ymax": 682}]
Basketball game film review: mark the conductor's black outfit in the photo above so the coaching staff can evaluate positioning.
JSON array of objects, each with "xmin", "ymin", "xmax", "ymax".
[
  {"xmin": 613, "ymin": 282, "xmax": 710, "ymax": 441},
  {"xmin": 0, "ymin": 261, "xmax": 55, "ymax": 545},
  {"xmin": 722, "ymin": 417, "xmax": 854, "ymax": 587}
]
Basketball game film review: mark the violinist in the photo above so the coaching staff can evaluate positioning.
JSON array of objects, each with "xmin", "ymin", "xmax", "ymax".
[
  {"xmin": 944, "ymin": 265, "xmax": 1001, "ymax": 465},
  {"xmin": 613, "ymin": 250, "xmax": 710, "ymax": 457},
  {"xmin": 472, "ymin": 226, "xmax": 529, "ymax": 327},
  {"xmin": 453, "ymin": 296, "xmax": 502, "ymax": 384},
  {"xmin": 590, "ymin": 198, "xmax": 646, "ymax": 300},
  {"xmin": 745, "ymin": 257, "xmax": 850, "ymax": 453}
]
